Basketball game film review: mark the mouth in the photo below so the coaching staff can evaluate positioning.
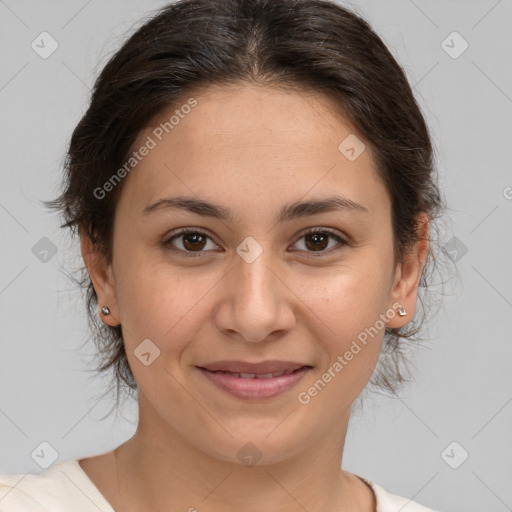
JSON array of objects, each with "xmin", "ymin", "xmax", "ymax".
[
  {"xmin": 201, "ymin": 368, "xmax": 301, "ymax": 379},
  {"xmin": 196, "ymin": 361, "xmax": 312, "ymax": 400}
]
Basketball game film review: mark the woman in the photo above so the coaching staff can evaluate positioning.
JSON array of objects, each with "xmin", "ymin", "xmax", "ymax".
[{"xmin": 0, "ymin": 0, "xmax": 446, "ymax": 510}]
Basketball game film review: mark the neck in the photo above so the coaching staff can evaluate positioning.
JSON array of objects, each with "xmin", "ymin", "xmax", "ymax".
[{"xmin": 113, "ymin": 392, "xmax": 374, "ymax": 512}]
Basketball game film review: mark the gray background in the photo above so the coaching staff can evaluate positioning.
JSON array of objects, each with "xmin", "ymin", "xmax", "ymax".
[{"xmin": 1, "ymin": 1, "xmax": 511, "ymax": 510}]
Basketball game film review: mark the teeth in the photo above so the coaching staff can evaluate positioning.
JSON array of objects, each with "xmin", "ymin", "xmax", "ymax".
[
  {"xmin": 216, "ymin": 370, "xmax": 291, "ymax": 378},
  {"xmin": 239, "ymin": 372, "xmax": 278, "ymax": 379}
]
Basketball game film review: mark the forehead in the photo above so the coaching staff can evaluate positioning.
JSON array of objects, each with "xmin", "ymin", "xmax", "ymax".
[
  {"xmin": 147, "ymin": 82, "xmax": 357, "ymax": 151},
  {"xmin": 118, "ymin": 82, "xmax": 390, "ymax": 222}
]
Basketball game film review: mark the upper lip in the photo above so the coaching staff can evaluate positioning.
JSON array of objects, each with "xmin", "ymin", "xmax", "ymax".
[{"xmin": 197, "ymin": 360, "xmax": 311, "ymax": 374}]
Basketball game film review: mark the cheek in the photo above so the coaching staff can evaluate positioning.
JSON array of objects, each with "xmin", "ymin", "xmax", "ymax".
[
  {"xmin": 115, "ymin": 267, "xmax": 211, "ymax": 396},
  {"xmin": 114, "ymin": 253, "xmax": 215, "ymax": 354},
  {"xmin": 299, "ymin": 259, "xmax": 390, "ymax": 330},
  {"xmin": 295, "ymin": 262, "xmax": 390, "ymax": 382}
]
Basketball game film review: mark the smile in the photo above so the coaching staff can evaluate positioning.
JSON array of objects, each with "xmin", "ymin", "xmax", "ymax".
[{"xmin": 197, "ymin": 366, "xmax": 311, "ymax": 400}]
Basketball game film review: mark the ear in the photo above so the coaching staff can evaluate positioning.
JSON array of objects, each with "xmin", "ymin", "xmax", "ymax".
[
  {"xmin": 80, "ymin": 229, "xmax": 120, "ymax": 327},
  {"xmin": 386, "ymin": 212, "xmax": 429, "ymax": 328}
]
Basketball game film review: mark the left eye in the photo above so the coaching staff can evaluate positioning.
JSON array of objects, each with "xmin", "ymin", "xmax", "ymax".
[
  {"xmin": 292, "ymin": 228, "xmax": 348, "ymax": 255},
  {"xmin": 163, "ymin": 227, "xmax": 347, "ymax": 257}
]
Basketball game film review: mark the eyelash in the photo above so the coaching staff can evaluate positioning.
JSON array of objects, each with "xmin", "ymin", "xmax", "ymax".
[{"xmin": 162, "ymin": 227, "xmax": 348, "ymax": 258}]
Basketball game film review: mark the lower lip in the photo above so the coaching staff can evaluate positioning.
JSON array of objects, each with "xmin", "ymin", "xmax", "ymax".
[{"xmin": 197, "ymin": 367, "xmax": 311, "ymax": 400}]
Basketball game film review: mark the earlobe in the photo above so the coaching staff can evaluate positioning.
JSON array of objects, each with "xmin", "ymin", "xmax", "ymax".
[{"xmin": 80, "ymin": 231, "xmax": 121, "ymax": 326}]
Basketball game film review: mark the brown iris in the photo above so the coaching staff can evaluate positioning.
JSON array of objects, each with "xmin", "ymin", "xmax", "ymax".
[
  {"xmin": 304, "ymin": 232, "xmax": 329, "ymax": 251},
  {"xmin": 182, "ymin": 232, "xmax": 208, "ymax": 251}
]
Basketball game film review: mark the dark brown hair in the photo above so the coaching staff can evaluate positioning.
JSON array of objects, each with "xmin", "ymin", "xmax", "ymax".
[{"xmin": 46, "ymin": 0, "xmax": 448, "ymax": 410}]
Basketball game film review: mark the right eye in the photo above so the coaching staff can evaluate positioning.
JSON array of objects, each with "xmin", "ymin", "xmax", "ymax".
[{"xmin": 163, "ymin": 228, "xmax": 221, "ymax": 258}]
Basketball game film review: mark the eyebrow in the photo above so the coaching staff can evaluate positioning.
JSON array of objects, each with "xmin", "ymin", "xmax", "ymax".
[{"xmin": 142, "ymin": 195, "xmax": 368, "ymax": 223}]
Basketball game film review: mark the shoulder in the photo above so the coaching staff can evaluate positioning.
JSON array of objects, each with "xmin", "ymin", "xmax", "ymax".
[
  {"xmin": 358, "ymin": 475, "xmax": 442, "ymax": 512},
  {"xmin": 0, "ymin": 459, "xmax": 113, "ymax": 512}
]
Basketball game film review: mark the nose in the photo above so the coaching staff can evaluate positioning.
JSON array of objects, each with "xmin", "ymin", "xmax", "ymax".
[{"xmin": 214, "ymin": 246, "xmax": 296, "ymax": 343}]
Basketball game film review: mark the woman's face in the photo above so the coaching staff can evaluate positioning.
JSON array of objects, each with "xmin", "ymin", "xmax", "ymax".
[{"xmin": 86, "ymin": 82, "xmax": 425, "ymax": 464}]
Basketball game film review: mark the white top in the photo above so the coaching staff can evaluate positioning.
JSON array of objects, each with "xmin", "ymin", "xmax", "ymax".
[{"xmin": 0, "ymin": 459, "xmax": 440, "ymax": 512}]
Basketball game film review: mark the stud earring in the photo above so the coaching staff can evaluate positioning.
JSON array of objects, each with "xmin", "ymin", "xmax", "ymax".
[
  {"xmin": 101, "ymin": 306, "xmax": 111, "ymax": 315},
  {"xmin": 397, "ymin": 306, "xmax": 407, "ymax": 316}
]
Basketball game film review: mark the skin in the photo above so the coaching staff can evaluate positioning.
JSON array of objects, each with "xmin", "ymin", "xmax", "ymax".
[{"xmin": 80, "ymin": 82, "xmax": 428, "ymax": 512}]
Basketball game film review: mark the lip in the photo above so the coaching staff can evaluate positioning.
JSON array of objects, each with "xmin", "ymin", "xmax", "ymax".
[
  {"xmin": 196, "ymin": 362, "xmax": 312, "ymax": 400},
  {"xmin": 198, "ymin": 360, "xmax": 309, "ymax": 374}
]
